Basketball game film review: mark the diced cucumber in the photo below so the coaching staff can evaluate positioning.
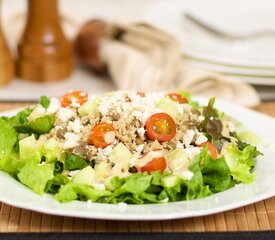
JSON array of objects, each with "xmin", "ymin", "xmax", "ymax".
[
  {"xmin": 78, "ymin": 99, "xmax": 99, "ymax": 116},
  {"xmin": 44, "ymin": 138, "xmax": 62, "ymax": 163},
  {"xmin": 109, "ymin": 143, "xmax": 132, "ymax": 164},
  {"xmin": 94, "ymin": 162, "xmax": 111, "ymax": 178},
  {"xmin": 156, "ymin": 97, "xmax": 179, "ymax": 120},
  {"xmin": 28, "ymin": 104, "xmax": 46, "ymax": 122},
  {"xmin": 167, "ymin": 149, "xmax": 189, "ymax": 175},
  {"xmin": 19, "ymin": 135, "xmax": 41, "ymax": 164},
  {"xmin": 238, "ymin": 131, "xmax": 260, "ymax": 145},
  {"xmin": 72, "ymin": 166, "xmax": 95, "ymax": 185},
  {"xmin": 161, "ymin": 175, "xmax": 183, "ymax": 188}
]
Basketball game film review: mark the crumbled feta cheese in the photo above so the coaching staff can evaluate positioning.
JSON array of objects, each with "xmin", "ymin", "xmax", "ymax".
[
  {"xmin": 118, "ymin": 202, "xmax": 127, "ymax": 212},
  {"xmin": 228, "ymin": 121, "xmax": 235, "ymax": 132},
  {"xmin": 195, "ymin": 134, "xmax": 208, "ymax": 145},
  {"xmin": 102, "ymin": 145, "xmax": 113, "ymax": 156},
  {"xmin": 103, "ymin": 131, "xmax": 116, "ymax": 144},
  {"xmin": 198, "ymin": 115, "xmax": 205, "ymax": 122},
  {"xmin": 63, "ymin": 132, "xmax": 79, "ymax": 149},
  {"xmin": 28, "ymin": 104, "xmax": 46, "ymax": 121},
  {"xmin": 47, "ymin": 97, "xmax": 61, "ymax": 114},
  {"xmin": 131, "ymin": 110, "xmax": 143, "ymax": 119},
  {"xmin": 183, "ymin": 130, "xmax": 195, "ymax": 146},
  {"xmin": 67, "ymin": 119, "xmax": 83, "ymax": 133},
  {"xmin": 58, "ymin": 107, "xmax": 76, "ymax": 122},
  {"xmin": 184, "ymin": 147, "xmax": 201, "ymax": 160},
  {"xmin": 68, "ymin": 170, "xmax": 80, "ymax": 177},
  {"xmin": 137, "ymin": 127, "xmax": 146, "ymax": 137},
  {"xmin": 136, "ymin": 144, "xmax": 144, "ymax": 152},
  {"xmin": 87, "ymin": 200, "xmax": 93, "ymax": 208},
  {"xmin": 176, "ymin": 141, "xmax": 184, "ymax": 149},
  {"xmin": 92, "ymin": 183, "xmax": 106, "ymax": 190},
  {"xmin": 182, "ymin": 170, "xmax": 194, "ymax": 180},
  {"xmin": 160, "ymin": 197, "xmax": 169, "ymax": 203},
  {"xmin": 70, "ymin": 97, "xmax": 81, "ymax": 108}
]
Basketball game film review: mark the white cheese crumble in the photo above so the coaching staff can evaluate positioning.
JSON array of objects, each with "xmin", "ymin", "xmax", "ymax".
[
  {"xmin": 68, "ymin": 170, "xmax": 80, "ymax": 177},
  {"xmin": 181, "ymin": 170, "xmax": 194, "ymax": 180},
  {"xmin": 184, "ymin": 147, "xmax": 201, "ymax": 160},
  {"xmin": 92, "ymin": 183, "xmax": 106, "ymax": 190},
  {"xmin": 183, "ymin": 130, "xmax": 195, "ymax": 146},
  {"xmin": 67, "ymin": 119, "xmax": 83, "ymax": 133},
  {"xmin": 198, "ymin": 115, "xmax": 205, "ymax": 122},
  {"xmin": 47, "ymin": 97, "xmax": 61, "ymax": 114},
  {"xmin": 228, "ymin": 121, "xmax": 235, "ymax": 132},
  {"xmin": 137, "ymin": 127, "xmax": 146, "ymax": 137},
  {"xmin": 58, "ymin": 107, "xmax": 76, "ymax": 122},
  {"xmin": 63, "ymin": 132, "xmax": 80, "ymax": 149},
  {"xmin": 136, "ymin": 144, "xmax": 144, "ymax": 152},
  {"xmin": 195, "ymin": 133, "xmax": 208, "ymax": 145},
  {"xmin": 118, "ymin": 202, "xmax": 127, "ymax": 212},
  {"xmin": 102, "ymin": 145, "xmax": 113, "ymax": 156},
  {"xmin": 176, "ymin": 141, "xmax": 184, "ymax": 149},
  {"xmin": 70, "ymin": 97, "xmax": 81, "ymax": 108}
]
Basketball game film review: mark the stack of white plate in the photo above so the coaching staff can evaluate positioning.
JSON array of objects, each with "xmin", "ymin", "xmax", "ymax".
[{"xmin": 143, "ymin": 0, "xmax": 275, "ymax": 100}]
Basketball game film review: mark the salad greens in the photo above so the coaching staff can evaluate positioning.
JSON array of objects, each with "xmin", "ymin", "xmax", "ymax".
[{"xmin": 0, "ymin": 93, "xmax": 262, "ymax": 204}]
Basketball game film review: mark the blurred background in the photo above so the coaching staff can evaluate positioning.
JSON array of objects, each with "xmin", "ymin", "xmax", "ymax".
[{"xmin": 0, "ymin": 0, "xmax": 274, "ymax": 103}]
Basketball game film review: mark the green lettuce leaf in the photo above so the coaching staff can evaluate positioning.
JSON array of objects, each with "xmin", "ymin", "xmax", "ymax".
[
  {"xmin": 39, "ymin": 96, "xmax": 50, "ymax": 109},
  {"xmin": 224, "ymin": 143, "xmax": 258, "ymax": 183},
  {"xmin": 18, "ymin": 163, "xmax": 54, "ymax": 194},
  {"xmin": 45, "ymin": 174, "xmax": 70, "ymax": 193},
  {"xmin": 0, "ymin": 119, "xmax": 24, "ymax": 175},
  {"xmin": 29, "ymin": 115, "xmax": 55, "ymax": 134},
  {"xmin": 200, "ymin": 154, "xmax": 232, "ymax": 193},
  {"xmin": 55, "ymin": 183, "xmax": 112, "ymax": 203},
  {"xmin": 64, "ymin": 153, "xmax": 89, "ymax": 171},
  {"xmin": 186, "ymin": 148, "xmax": 212, "ymax": 200}
]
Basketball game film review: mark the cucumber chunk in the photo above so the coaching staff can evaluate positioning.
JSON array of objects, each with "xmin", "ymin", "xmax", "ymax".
[{"xmin": 156, "ymin": 97, "xmax": 179, "ymax": 120}]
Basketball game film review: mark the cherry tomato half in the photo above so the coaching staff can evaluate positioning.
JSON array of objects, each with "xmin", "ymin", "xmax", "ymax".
[
  {"xmin": 199, "ymin": 142, "xmax": 218, "ymax": 160},
  {"xmin": 89, "ymin": 122, "xmax": 116, "ymax": 148},
  {"xmin": 60, "ymin": 90, "xmax": 88, "ymax": 107},
  {"xmin": 145, "ymin": 113, "xmax": 176, "ymax": 142},
  {"xmin": 137, "ymin": 92, "xmax": 145, "ymax": 97},
  {"xmin": 140, "ymin": 157, "xmax": 167, "ymax": 173},
  {"xmin": 167, "ymin": 93, "xmax": 188, "ymax": 104}
]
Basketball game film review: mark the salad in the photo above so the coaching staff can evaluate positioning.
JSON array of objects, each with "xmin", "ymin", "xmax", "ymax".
[{"xmin": 0, "ymin": 91, "xmax": 261, "ymax": 204}]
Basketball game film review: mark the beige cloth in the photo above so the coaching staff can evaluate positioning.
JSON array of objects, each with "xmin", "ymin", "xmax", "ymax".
[{"xmin": 99, "ymin": 22, "xmax": 260, "ymax": 107}]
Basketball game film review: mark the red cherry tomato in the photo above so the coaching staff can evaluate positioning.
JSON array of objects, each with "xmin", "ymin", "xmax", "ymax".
[
  {"xmin": 167, "ymin": 93, "xmax": 188, "ymax": 104},
  {"xmin": 60, "ymin": 90, "xmax": 88, "ymax": 107},
  {"xmin": 137, "ymin": 92, "xmax": 145, "ymax": 97},
  {"xmin": 145, "ymin": 113, "xmax": 176, "ymax": 142},
  {"xmin": 140, "ymin": 157, "xmax": 167, "ymax": 173},
  {"xmin": 199, "ymin": 142, "xmax": 218, "ymax": 159},
  {"xmin": 89, "ymin": 122, "xmax": 116, "ymax": 148}
]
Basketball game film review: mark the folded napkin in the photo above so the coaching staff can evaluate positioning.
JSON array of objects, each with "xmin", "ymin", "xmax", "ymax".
[{"xmin": 99, "ymin": 22, "xmax": 260, "ymax": 107}]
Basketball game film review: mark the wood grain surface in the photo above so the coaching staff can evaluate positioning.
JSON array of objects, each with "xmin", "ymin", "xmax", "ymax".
[{"xmin": 0, "ymin": 102, "xmax": 275, "ymax": 232}]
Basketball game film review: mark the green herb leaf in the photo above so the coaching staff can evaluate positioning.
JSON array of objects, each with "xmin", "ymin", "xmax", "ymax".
[
  {"xmin": 39, "ymin": 96, "xmax": 50, "ymax": 109},
  {"xmin": 64, "ymin": 153, "xmax": 89, "ymax": 171}
]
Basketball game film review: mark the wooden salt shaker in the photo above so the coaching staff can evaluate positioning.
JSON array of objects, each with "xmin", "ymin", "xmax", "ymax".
[
  {"xmin": 0, "ymin": 0, "xmax": 14, "ymax": 86},
  {"xmin": 17, "ymin": 0, "xmax": 73, "ymax": 82}
]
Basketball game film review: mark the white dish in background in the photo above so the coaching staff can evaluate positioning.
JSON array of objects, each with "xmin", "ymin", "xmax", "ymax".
[
  {"xmin": 143, "ymin": 0, "xmax": 275, "ymax": 69},
  {"xmin": 0, "ymin": 98, "xmax": 275, "ymax": 220}
]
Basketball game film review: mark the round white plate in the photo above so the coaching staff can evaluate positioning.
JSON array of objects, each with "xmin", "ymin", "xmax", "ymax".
[
  {"xmin": 143, "ymin": 0, "xmax": 275, "ymax": 69},
  {"xmin": 1, "ymin": 98, "xmax": 275, "ymax": 220}
]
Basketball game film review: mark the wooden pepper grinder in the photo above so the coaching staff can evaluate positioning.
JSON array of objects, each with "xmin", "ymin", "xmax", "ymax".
[
  {"xmin": 17, "ymin": 0, "xmax": 73, "ymax": 82},
  {"xmin": 0, "ymin": 0, "xmax": 14, "ymax": 86}
]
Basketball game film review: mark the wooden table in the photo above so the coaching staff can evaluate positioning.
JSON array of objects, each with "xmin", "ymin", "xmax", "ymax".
[{"xmin": 0, "ymin": 102, "xmax": 275, "ymax": 233}]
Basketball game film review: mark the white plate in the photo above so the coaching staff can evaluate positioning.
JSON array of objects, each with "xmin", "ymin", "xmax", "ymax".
[
  {"xmin": 1, "ymin": 98, "xmax": 275, "ymax": 220},
  {"xmin": 143, "ymin": 0, "xmax": 275, "ymax": 69}
]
